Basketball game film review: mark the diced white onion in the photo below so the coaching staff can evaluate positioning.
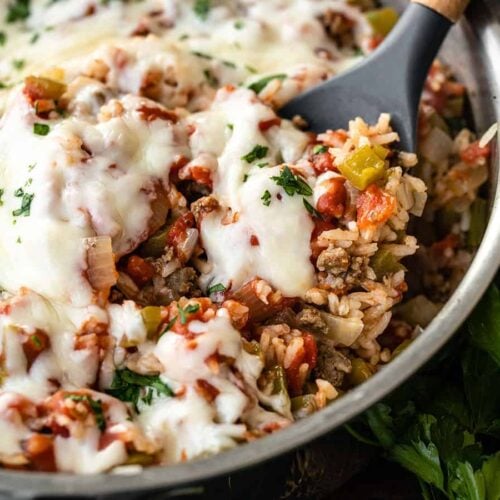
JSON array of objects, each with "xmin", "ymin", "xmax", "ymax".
[
  {"xmin": 420, "ymin": 127, "xmax": 454, "ymax": 164},
  {"xmin": 320, "ymin": 312, "xmax": 364, "ymax": 346},
  {"xmin": 84, "ymin": 236, "xmax": 117, "ymax": 292}
]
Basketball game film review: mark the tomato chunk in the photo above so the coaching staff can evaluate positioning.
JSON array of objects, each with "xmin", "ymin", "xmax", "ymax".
[
  {"xmin": 356, "ymin": 184, "xmax": 397, "ymax": 230},
  {"xmin": 126, "ymin": 255, "xmax": 155, "ymax": 286},
  {"xmin": 316, "ymin": 178, "xmax": 346, "ymax": 219},
  {"xmin": 460, "ymin": 140, "xmax": 491, "ymax": 165}
]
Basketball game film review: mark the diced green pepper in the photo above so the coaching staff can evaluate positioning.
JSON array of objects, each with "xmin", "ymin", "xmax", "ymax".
[
  {"xmin": 139, "ymin": 228, "xmax": 168, "ymax": 258},
  {"xmin": 270, "ymin": 365, "xmax": 288, "ymax": 395},
  {"xmin": 468, "ymin": 198, "xmax": 488, "ymax": 247},
  {"xmin": 370, "ymin": 248, "xmax": 406, "ymax": 280},
  {"xmin": 291, "ymin": 394, "xmax": 318, "ymax": 419},
  {"xmin": 347, "ymin": 358, "xmax": 374, "ymax": 386},
  {"xmin": 141, "ymin": 306, "xmax": 162, "ymax": 339},
  {"xmin": 125, "ymin": 452, "xmax": 155, "ymax": 466},
  {"xmin": 365, "ymin": 7, "xmax": 399, "ymax": 37},
  {"xmin": 338, "ymin": 145, "xmax": 387, "ymax": 190},
  {"xmin": 392, "ymin": 339, "xmax": 412, "ymax": 358}
]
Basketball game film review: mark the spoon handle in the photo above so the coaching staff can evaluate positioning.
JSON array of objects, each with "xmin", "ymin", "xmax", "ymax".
[{"xmin": 412, "ymin": 0, "xmax": 470, "ymax": 23}]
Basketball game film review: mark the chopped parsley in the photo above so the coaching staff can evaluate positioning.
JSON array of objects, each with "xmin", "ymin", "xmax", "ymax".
[
  {"xmin": 208, "ymin": 283, "xmax": 226, "ymax": 294},
  {"xmin": 6, "ymin": 0, "xmax": 30, "ymax": 23},
  {"xmin": 245, "ymin": 64, "xmax": 258, "ymax": 74},
  {"xmin": 271, "ymin": 165, "xmax": 312, "ymax": 197},
  {"xmin": 227, "ymin": 123, "xmax": 234, "ymax": 131},
  {"xmin": 178, "ymin": 303, "xmax": 200, "ymax": 325},
  {"xmin": 234, "ymin": 20, "xmax": 244, "ymax": 30},
  {"xmin": 193, "ymin": 0, "xmax": 211, "ymax": 21},
  {"xmin": 242, "ymin": 174, "xmax": 249, "ymax": 183},
  {"xmin": 261, "ymin": 190, "xmax": 272, "ymax": 207},
  {"xmin": 303, "ymin": 198, "xmax": 322, "ymax": 219},
  {"xmin": 12, "ymin": 59, "xmax": 25, "ymax": 70},
  {"xmin": 30, "ymin": 334, "xmax": 42, "ymax": 348},
  {"xmin": 12, "ymin": 192, "xmax": 34, "ymax": 217},
  {"xmin": 33, "ymin": 123, "xmax": 50, "ymax": 136},
  {"xmin": 203, "ymin": 69, "xmax": 218, "ymax": 88},
  {"xmin": 160, "ymin": 316, "xmax": 177, "ymax": 336},
  {"xmin": 66, "ymin": 394, "xmax": 106, "ymax": 431},
  {"xmin": 222, "ymin": 60, "xmax": 236, "ymax": 69},
  {"xmin": 256, "ymin": 161, "xmax": 268, "ymax": 169},
  {"xmin": 0, "ymin": 189, "xmax": 3, "ymax": 206},
  {"xmin": 107, "ymin": 368, "xmax": 173, "ymax": 412},
  {"xmin": 248, "ymin": 74, "xmax": 286, "ymax": 94},
  {"xmin": 191, "ymin": 50, "xmax": 212, "ymax": 60},
  {"xmin": 29, "ymin": 32, "xmax": 39, "ymax": 44},
  {"xmin": 0, "ymin": 32, "xmax": 6, "ymax": 46},
  {"xmin": 16, "ymin": 236, "xmax": 21, "ymax": 244},
  {"xmin": 14, "ymin": 187, "xmax": 24, "ymax": 197},
  {"xmin": 313, "ymin": 144, "xmax": 328, "ymax": 155},
  {"xmin": 241, "ymin": 145, "xmax": 268, "ymax": 163}
]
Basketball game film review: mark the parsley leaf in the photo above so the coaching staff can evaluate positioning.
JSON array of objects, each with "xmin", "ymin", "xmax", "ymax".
[
  {"xmin": 303, "ymin": 198, "xmax": 322, "ymax": 219},
  {"xmin": 313, "ymin": 144, "xmax": 328, "ymax": 155},
  {"xmin": 193, "ymin": 0, "xmax": 211, "ymax": 20},
  {"xmin": 6, "ymin": 0, "xmax": 30, "ymax": 23},
  {"xmin": 261, "ymin": 190, "xmax": 271, "ymax": 207},
  {"xmin": 271, "ymin": 166, "xmax": 312, "ymax": 197},
  {"xmin": 33, "ymin": 123, "xmax": 50, "ymax": 136},
  {"xmin": 177, "ymin": 303, "xmax": 200, "ymax": 325},
  {"xmin": 65, "ymin": 394, "xmax": 106, "ymax": 431},
  {"xmin": 208, "ymin": 283, "xmax": 226, "ymax": 294},
  {"xmin": 468, "ymin": 285, "xmax": 500, "ymax": 367},
  {"xmin": 0, "ymin": 32, "xmax": 6, "ymax": 46},
  {"xmin": 248, "ymin": 74, "xmax": 286, "ymax": 94},
  {"xmin": 12, "ymin": 192, "xmax": 34, "ymax": 217},
  {"xmin": 241, "ymin": 145, "xmax": 268, "ymax": 163},
  {"xmin": 107, "ymin": 368, "xmax": 173, "ymax": 412}
]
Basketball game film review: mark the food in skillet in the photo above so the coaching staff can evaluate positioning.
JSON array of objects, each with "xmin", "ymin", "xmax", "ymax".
[{"xmin": 0, "ymin": 0, "xmax": 492, "ymax": 473}]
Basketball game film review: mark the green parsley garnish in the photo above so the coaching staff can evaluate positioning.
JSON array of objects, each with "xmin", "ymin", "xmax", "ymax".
[
  {"xmin": 178, "ymin": 303, "xmax": 201, "ymax": 325},
  {"xmin": 245, "ymin": 65, "xmax": 258, "ymax": 74},
  {"xmin": 222, "ymin": 60, "xmax": 236, "ymax": 69},
  {"xmin": 271, "ymin": 166, "xmax": 312, "ymax": 197},
  {"xmin": 12, "ymin": 192, "xmax": 34, "ymax": 217},
  {"xmin": 12, "ymin": 59, "xmax": 25, "ymax": 70},
  {"xmin": 107, "ymin": 368, "xmax": 173, "ymax": 412},
  {"xmin": 29, "ymin": 32, "xmax": 39, "ymax": 44},
  {"xmin": 66, "ymin": 394, "xmax": 106, "ymax": 431},
  {"xmin": 14, "ymin": 187, "xmax": 24, "ymax": 197},
  {"xmin": 0, "ymin": 32, "xmax": 6, "ymax": 46},
  {"xmin": 243, "ymin": 174, "xmax": 249, "ymax": 183},
  {"xmin": 248, "ymin": 74, "xmax": 286, "ymax": 94},
  {"xmin": 30, "ymin": 334, "xmax": 42, "ymax": 348},
  {"xmin": 241, "ymin": 145, "xmax": 268, "ymax": 163},
  {"xmin": 191, "ymin": 50, "xmax": 212, "ymax": 60},
  {"xmin": 6, "ymin": 0, "xmax": 30, "ymax": 23},
  {"xmin": 193, "ymin": 0, "xmax": 211, "ymax": 21},
  {"xmin": 16, "ymin": 236, "xmax": 21, "ymax": 244},
  {"xmin": 234, "ymin": 20, "xmax": 244, "ymax": 29},
  {"xmin": 208, "ymin": 283, "xmax": 226, "ymax": 294},
  {"xmin": 261, "ymin": 190, "xmax": 272, "ymax": 207},
  {"xmin": 313, "ymin": 144, "xmax": 328, "ymax": 155},
  {"xmin": 160, "ymin": 316, "xmax": 178, "ymax": 336},
  {"xmin": 256, "ymin": 161, "xmax": 268, "ymax": 169},
  {"xmin": 0, "ymin": 189, "xmax": 4, "ymax": 206},
  {"xmin": 33, "ymin": 123, "xmax": 50, "ymax": 136},
  {"xmin": 203, "ymin": 69, "xmax": 218, "ymax": 88},
  {"xmin": 227, "ymin": 123, "xmax": 234, "ymax": 131},
  {"xmin": 303, "ymin": 198, "xmax": 322, "ymax": 219}
]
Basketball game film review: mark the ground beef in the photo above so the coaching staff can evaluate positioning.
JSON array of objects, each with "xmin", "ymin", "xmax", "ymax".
[
  {"xmin": 313, "ymin": 337, "xmax": 352, "ymax": 387},
  {"xmin": 316, "ymin": 247, "xmax": 350, "ymax": 275},
  {"xmin": 296, "ymin": 307, "xmax": 329, "ymax": 335},
  {"xmin": 319, "ymin": 10, "xmax": 357, "ymax": 50},
  {"xmin": 178, "ymin": 180, "xmax": 211, "ymax": 205}
]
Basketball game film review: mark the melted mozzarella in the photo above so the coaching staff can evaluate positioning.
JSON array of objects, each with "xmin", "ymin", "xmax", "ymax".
[
  {"xmin": 0, "ymin": 290, "xmax": 107, "ymax": 400},
  {"xmin": 0, "ymin": 91, "xmax": 186, "ymax": 305}
]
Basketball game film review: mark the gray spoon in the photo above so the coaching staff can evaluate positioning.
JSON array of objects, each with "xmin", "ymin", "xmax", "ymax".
[{"xmin": 280, "ymin": 0, "xmax": 470, "ymax": 152}]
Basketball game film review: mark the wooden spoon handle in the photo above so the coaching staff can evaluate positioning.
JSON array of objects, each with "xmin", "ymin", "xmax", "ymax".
[{"xmin": 412, "ymin": 0, "xmax": 469, "ymax": 23}]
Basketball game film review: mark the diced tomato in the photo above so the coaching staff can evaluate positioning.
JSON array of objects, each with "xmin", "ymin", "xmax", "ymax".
[
  {"xmin": 259, "ymin": 117, "xmax": 281, "ymax": 132},
  {"xmin": 195, "ymin": 379, "xmax": 220, "ymax": 403},
  {"xmin": 356, "ymin": 184, "xmax": 397, "ymax": 230},
  {"xmin": 316, "ymin": 178, "xmax": 346, "ymax": 219},
  {"xmin": 250, "ymin": 234, "xmax": 260, "ymax": 246},
  {"xmin": 311, "ymin": 152, "xmax": 336, "ymax": 174},
  {"xmin": 190, "ymin": 166, "xmax": 212, "ymax": 187},
  {"xmin": 23, "ymin": 434, "xmax": 56, "ymax": 472},
  {"xmin": 367, "ymin": 34, "xmax": 383, "ymax": 50},
  {"xmin": 138, "ymin": 105, "xmax": 178, "ymax": 123},
  {"xmin": 302, "ymin": 333, "xmax": 318, "ymax": 370},
  {"xmin": 166, "ymin": 212, "xmax": 196, "ymax": 263},
  {"xmin": 126, "ymin": 255, "xmax": 155, "ymax": 287},
  {"xmin": 22, "ymin": 330, "xmax": 50, "ymax": 370},
  {"xmin": 460, "ymin": 140, "xmax": 491, "ymax": 165}
]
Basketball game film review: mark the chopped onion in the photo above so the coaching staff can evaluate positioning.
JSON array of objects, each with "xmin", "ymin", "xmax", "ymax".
[
  {"xmin": 479, "ymin": 122, "xmax": 498, "ymax": 148},
  {"xmin": 84, "ymin": 236, "xmax": 117, "ymax": 293},
  {"xmin": 320, "ymin": 312, "xmax": 364, "ymax": 346},
  {"xmin": 148, "ymin": 185, "xmax": 170, "ymax": 234},
  {"xmin": 396, "ymin": 295, "xmax": 442, "ymax": 327},
  {"xmin": 420, "ymin": 127, "xmax": 454, "ymax": 164},
  {"xmin": 178, "ymin": 228, "xmax": 198, "ymax": 263}
]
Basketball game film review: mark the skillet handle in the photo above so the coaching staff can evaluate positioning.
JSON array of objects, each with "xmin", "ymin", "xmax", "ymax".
[{"xmin": 411, "ymin": 0, "xmax": 470, "ymax": 22}]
